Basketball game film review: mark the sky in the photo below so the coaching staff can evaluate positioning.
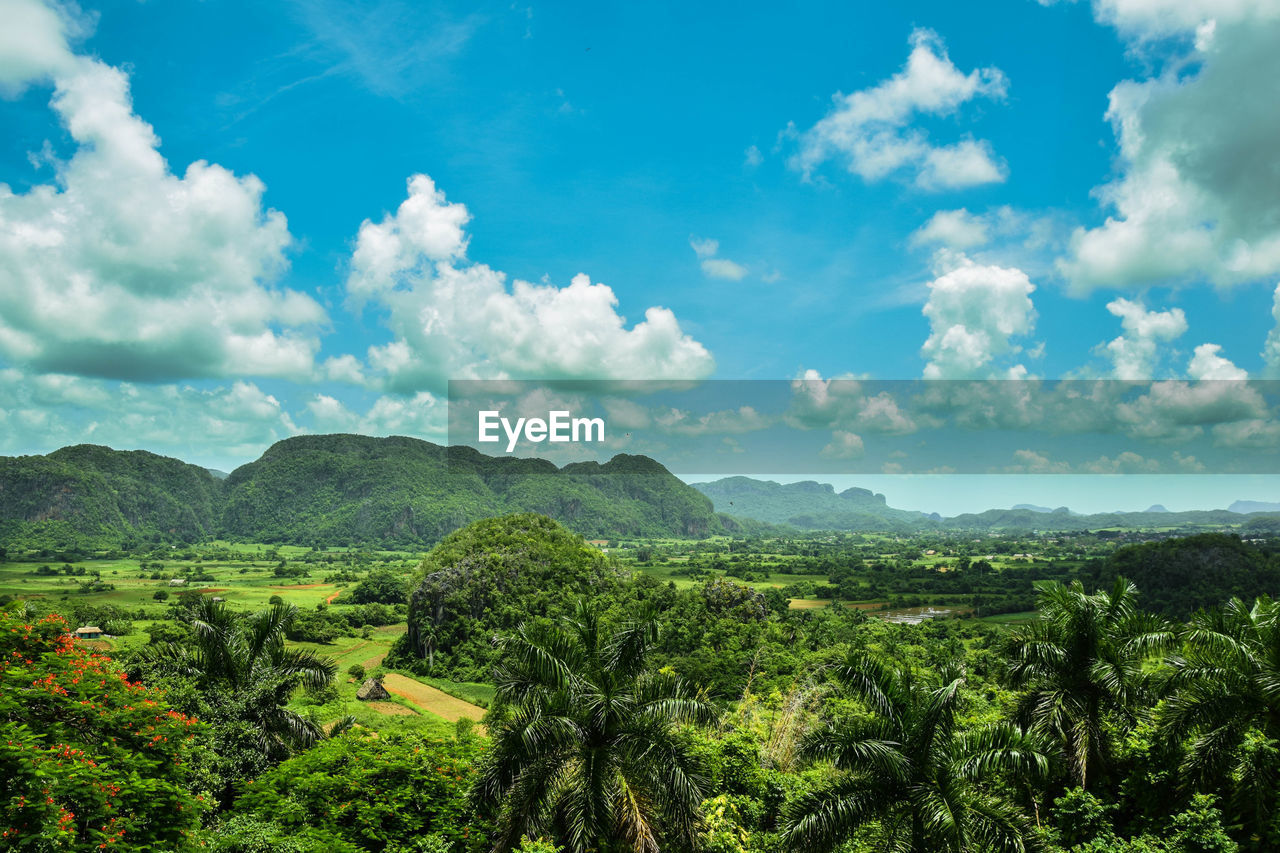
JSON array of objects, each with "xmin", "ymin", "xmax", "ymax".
[{"xmin": 3, "ymin": 0, "xmax": 1280, "ymax": 512}]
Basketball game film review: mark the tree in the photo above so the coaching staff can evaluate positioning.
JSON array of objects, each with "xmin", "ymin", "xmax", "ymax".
[
  {"xmin": 138, "ymin": 599, "xmax": 337, "ymax": 767},
  {"xmin": 1158, "ymin": 596, "xmax": 1280, "ymax": 847},
  {"xmin": 0, "ymin": 608, "xmax": 206, "ymax": 847},
  {"xmin": 471, "ymin": 602, "xmax": 716, "ymax": 852},
  {"xmin": 1004, "ymin": 578, "xmax": 1172, "ymax": 789},
  {"xmin": 350, "ymin": 569, "xmax": 408, "ymax": 605},
  {"xmin": 782, "ymin": 651, "xmax": 1049, "ymax": 853}
]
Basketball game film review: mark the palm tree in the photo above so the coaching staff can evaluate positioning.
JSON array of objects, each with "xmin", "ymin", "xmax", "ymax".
[
  {"xmin": 143, "ymin": 598, "xmax": 337, "ymax": 759},
  {"xmin": 1158, "ymin": 596, "xmax": 1280, "ymax": 842},
  {"xmin": 470, "ymin": 602, "xmax": 717, "ymax": 853},
  {"xmin": 1004, "ymin": 577, "xmax": 1172, "ymax": 789},
  {"xmin": 782, "ymin": 652, "xmax": 1049, "ymax": 853}
]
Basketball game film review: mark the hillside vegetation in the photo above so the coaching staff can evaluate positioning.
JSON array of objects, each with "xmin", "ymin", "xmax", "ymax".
[{"xmin": 0, "ymin": 436, "xmax": 723, "ymax": 549}]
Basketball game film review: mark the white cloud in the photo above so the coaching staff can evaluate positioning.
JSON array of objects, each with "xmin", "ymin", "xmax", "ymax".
[
  {"xmin": 1212, "ymin": 417, "xmax": 1280, "ymax": 449},
  {"xmin": 1089, "ymin": 0, "xmax": 1280, "ymax": 40},
  {"xmin": 1187, "ymin": 343, "xmax": 1248, "ymax": 380},
  {"xmin": 351, "ymin": 176, "xmax": 714, "ymax": 391},
  {"xmin": 1083, "ymin": 451, "xmax": 1161, "ymax": 474},
  {"xmin": 0, "ymin": 0, "xmax": 325, "ymax": 382},
  {"xmin": 322, "ymin": 354, "xmax": 367, "ymax": 384},
  {"xmin": 1100, "ymin": 298, "xmax": 1187, "ymax": 379},
  {"xmin": 1263, "ymin": 283, "xmax": 1280, "ymax": 376},
  {"xmin": 700, "ymin": 258, "xmax": 749, "ymax": 281},
  {"xmin": 654, "ymin": 405, "xmax": 770, "ymax": 436},
  {"xmin": 920, "ymin": 255, "xmax": 1037, "ymax": 378},
  {"xmin": 689, "ymin": 235, "xmax": 748, "ymax": 281},
  {"xmin": 787, "ymin": 371, "xmax": 919, "ymax": 434},
  {"xmin": 0, "ymin": 367, "xmax": 301, "ymax": 467},
  {"xmin": 307, "ymin": 391, "xmax": 444, "ymax": 439},
  {"xmin": 820, "ymin": 430, "xmax": 865, "ymax": 459},
  {"xmin": 743, "ymin": 145, "xmax": 763, "ymax": 168},
  {"xmin": 1007, "ymin": 449, "xmax": 1071, "ymax": 474},
  {"xmin": 910, "ymin": 208, "xmax": 990, "ymax": 249},
  {"xmin": 1059, "ymin": 6, "xmax": 1280, "ymax": 290},
  {"xmin": 1114, "ymin": 379, "xmax": 1267, "ymax": 441},
  {"xmin": 791, "ymin": 28, "xmax": 1008, "ymax": 190}
]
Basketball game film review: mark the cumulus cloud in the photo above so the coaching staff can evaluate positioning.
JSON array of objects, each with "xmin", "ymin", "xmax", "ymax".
[
  {"xmin": 910, "ymin": 208, "xmax": 991, "ymax": 249},
  {"xmin": 689, "ymin": 235, "xmax": 748, "ymax": 281},
  {"xmin": 350, "ymin": 175, "xmax": 715, "ymax": 391},
  {"xmin": 0, "ymin": 0, "xmax": 325, "ymax": 382},
  {"xmin": 1262, "ymin": 284, "xmax": 1280, "ymax": 376},
  {"xmin": 1006, "ymin": 449, "xmax": 1071, "ymax": 474},
  {"xmin": 1059, "ymin": 4, "xmax": 1280, "ymax": 290},
  {"xmin": 1088, "ymin": 0, "xmax": 1280, "ymax": 41},
  {"xmin": 743, "ymin": 145, "xmax": 763, "ymax": 168},
  {"xmin": 1100, "ymin": 298, "xmax": 1187, "ymax": 379},
  {"xmin": 787, "ymin": 371, "xmax": 918, "ymax": 434},
  {"xmin": 791, "ymin": 29, "xmax": 1008, "ymax": 190},
  {"xmin": 920, "ymin": 255, "xmax": 1037, "ymax": 378},
  {"xmin": 820, "ymin": 430, "xmax": 865, "ymax": 459},
  {"xmin": 0, "ymin": 367, "xmax": 301, "ymax": 466},
  {"xmin": 1114, "ymin": 379, "xmax": 1267, "ymax": 441},
  {"xmin": 1187, "ymin": 343, "xmax": 1248, "ymax": 380},
  {"xmin": 307, "ymin": 391, "xmax": 444, "ymax": 439}
]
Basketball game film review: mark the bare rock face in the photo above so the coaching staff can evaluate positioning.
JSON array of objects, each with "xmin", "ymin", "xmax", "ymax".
[{"xmin": 356, "ymin": 677, "xmax": 390, "ymax": 701}]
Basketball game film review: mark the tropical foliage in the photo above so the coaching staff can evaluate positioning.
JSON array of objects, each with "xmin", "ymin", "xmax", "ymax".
[
  {"xmin": 782, "ymin": 651, "xmax": 1048, "ymax": 852},
  {"xmin": 0, "ymin": 608, "xmax": 206, "ymax": 848},
  {"xmin": 1003, "ymin": 578, "xmax": 1172, "ymax": 789},
  {"xmin": 472, "ymin": 602, "xmax": 716, "ymax": 852}
]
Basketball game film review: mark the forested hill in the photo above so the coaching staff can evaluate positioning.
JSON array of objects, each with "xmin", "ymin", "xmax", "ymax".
[
  {"xmin": 0, "ymin": 445, "xmax": 224, "ymax": 547},
  {"xmin": 691, "ymin": 476, "xmax": 940, "ymax": 532},
  {"xmin": 0, "ymin": 436, "xmax": 723, "ymax": 548}
]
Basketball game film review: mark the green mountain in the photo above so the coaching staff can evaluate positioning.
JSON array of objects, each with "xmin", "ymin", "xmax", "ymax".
[
  {"xmin": 0, "ymin": 445, "xmax": 223, "ymax": 549},
  {"xmin": 0, "ymin": 436, "xmax": 723, "ymax": 549},
  {"xmin": 691, "ymin": 476, "xmax": 940, "ymax": 532},
  {"xmin": 221, "ymin": 435, "xmax": 722, "ymax": 545}
]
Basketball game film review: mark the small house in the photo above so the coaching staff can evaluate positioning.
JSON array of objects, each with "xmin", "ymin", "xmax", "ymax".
[
  {"xmin": 74, "ymin": 626, "xmax": 103, "ymax": 640},
  {"xmin": 356, "ymin": 677, "xmax": 390, "ymax": 701},
  {"xmin": 169, "ymin": 578, "xmax": 186, "ymax": 586}
]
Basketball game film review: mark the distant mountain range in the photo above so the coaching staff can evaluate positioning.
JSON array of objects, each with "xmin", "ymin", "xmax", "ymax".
[
  {"xmin": 1229, "ymin": 500, "xmax": 1280, "ymax": 514},
  {"xmin": 691, "ymin": 477, "xmax": 1280, "ymax": 534},
  {"xmin": 5, "ymin": 440, "xmax": 1280, "ymax": 551},
  {"xmin": 0, "ymin": 436, "xmax": 731, "ymax": 550}
]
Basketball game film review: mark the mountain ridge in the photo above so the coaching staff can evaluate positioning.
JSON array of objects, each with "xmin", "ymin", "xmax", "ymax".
[{"xmin": 1, "ymin": 436, "xmax": 723, "ymax": 549}]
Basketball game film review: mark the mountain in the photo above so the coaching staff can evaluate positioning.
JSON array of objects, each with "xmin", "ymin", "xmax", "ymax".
[
  {"xmin": 1, "ymin": 436, "xmax": 722, "ymax": 549},
  {"xmin": 691, "ymin": 477, "xmax": 938, "ymax": 532},
  {"xmin": 222, "ymin": 435, "xmax": 722, "ymax": 545},
  {"xmin": 0, "ymin": 445, "xmax": 223, "ymax": 549},
  {"xmin": 692, "ymin": 476, "xmax": 1280, "ymax": 534},
  {"xmin": 1230, "ymin": 500, "xmax": 1280, "ymax": 514},
  {"xmin": 1145, "ymin": 504, "xmax": 1170, "ymax": 513}
]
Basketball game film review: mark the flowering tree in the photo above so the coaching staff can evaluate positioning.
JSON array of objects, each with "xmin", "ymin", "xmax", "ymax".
[{"xmin": 0, "ymin": 608, "xmax": 206, "ymax": 849}]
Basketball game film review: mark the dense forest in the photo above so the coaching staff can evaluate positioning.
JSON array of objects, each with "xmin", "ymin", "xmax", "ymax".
[{"xmin": 4, "ymin": 514, "xmax": 1280, "ymax": 851}]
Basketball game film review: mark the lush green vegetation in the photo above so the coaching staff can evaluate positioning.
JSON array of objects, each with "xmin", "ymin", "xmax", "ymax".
[
  {"xmin": 4, "ymin": 511, "xmax": 1280, "ymax": 851},
  {"xmin": 0, "ymin": 438, "xmax": 725, "ymax": 551}
]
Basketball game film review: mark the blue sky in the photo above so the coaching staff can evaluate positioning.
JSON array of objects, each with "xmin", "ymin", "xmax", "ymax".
[{"xmin": 3, "ymin": 0, "xmax": 1280, "ymax": 511}]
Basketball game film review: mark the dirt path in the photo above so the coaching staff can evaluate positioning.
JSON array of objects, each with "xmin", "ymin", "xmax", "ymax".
[
  {"xmin": 325, "ymin": 591, "xmax": 340, "ymax": 604},
  {"xmin": 382, "ymin": 673, "xmax": 486, "ymax": 723}
]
